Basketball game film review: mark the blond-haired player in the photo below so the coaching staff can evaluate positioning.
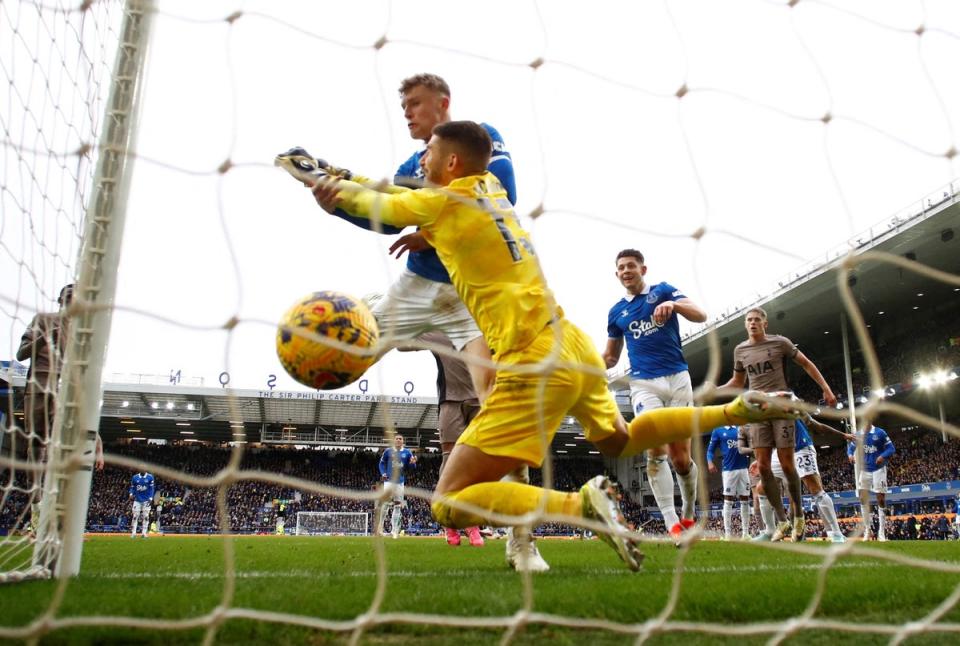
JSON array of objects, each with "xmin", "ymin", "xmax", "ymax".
[{"xmin": 307, "ymin": 121, "xmax": 798, "ymax": 570}]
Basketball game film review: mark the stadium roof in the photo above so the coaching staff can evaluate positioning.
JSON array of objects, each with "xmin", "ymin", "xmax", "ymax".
[{"xmin": 680, "ymin": 186, "xmax": 959, "ymax": 389}]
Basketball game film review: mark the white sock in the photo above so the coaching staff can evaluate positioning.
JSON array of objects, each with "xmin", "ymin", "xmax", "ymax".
[
  {"xmin": 647, "ymin": 456, "xmax": 679, "ymax": 529},
  {"xmin": 503, "ymin": 465, "xmax": 531, "ymax": 546},
  {"xmin": 815, "ymin": 492, "xmax": 841, "ymax": 535},
  {"xmin": 377, "ymin": 503, "xmax": 389, "ymax": 533},
  {"xmin": 131, "ymin": 517, "xmax": 138, "ymax": 536},
  {"xmin": 740, "ymin": 501, "xmax": 751, "ymax": 538},
  {"xmin": 391, "ymin": 506, "xmax": 402, "ymax": 535},
  {"xmin": 677, "ymin": 462, "xmax": 698, "ymax": 520},
  {"xmin": 862, "ymin": 505, "xmax": 872, "ymax": 538},
  {"xmin": 759, "ymin": 495, "xmax": 776, "ymax": 534},
  {"xmin": 877, "ymin": 508, "xmax": 886, "ymax": 540},
  {"xmin": 722, "ymin": 500, "xmax": 734, "ymax": 538}
]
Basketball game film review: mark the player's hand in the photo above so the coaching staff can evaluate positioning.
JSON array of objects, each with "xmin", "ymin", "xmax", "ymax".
[
  {"xmin": 311, "ymin": 177, "xmax": 343, "ymax": 214},
  {"xmin": 410, "ymin": 455, "xmax": 417, "ymax": 464},
  {"xmin": 842, "ymin": 433, "xmax": 855, "ymax": 442},
  {"xmin": 652, "ymin": 301, "xmax": 674, "ymax": 325},
  {"xmin": 388, "ymin": 232, "xmax": 432, "ymax": 259},
  {"xmin": 95, "ymin": 456, "xmax": 104, "ymax": 471},
  {"xmin": 876, "ymin": 456, "xmax": 884, "ymax": 465},
  {"xmin": 823, "ymin": 389, "xmax": 837, "ymax": 407},
  {"xmin": 847, "ymin": 455, "xmax": 855, "ymax": 464},
  {"xmin": 748, "ymin": 461, "xmax": 759, "ymax": 477},
  {"xmin": 707, "ymin": 462, "xmax": 717, "ymax": 474}
]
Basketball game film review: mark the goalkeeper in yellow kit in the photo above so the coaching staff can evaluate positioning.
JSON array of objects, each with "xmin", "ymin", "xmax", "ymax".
[{"xmin": 309, "ymin": 121, "xmax": 797, "ymax": 570}]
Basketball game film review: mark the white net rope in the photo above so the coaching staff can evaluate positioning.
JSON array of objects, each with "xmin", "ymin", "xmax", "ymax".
[
  {"xmin": 0, "ymin": 0, "xmax": 121, "ymax": 581},
  {"xmin": 1, "ymin": 0, "xmax": 959, "ymax": 644}
]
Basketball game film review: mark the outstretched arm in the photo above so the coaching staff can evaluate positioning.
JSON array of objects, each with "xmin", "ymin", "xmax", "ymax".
[
  {"xmin": 793, "ymin": 351, "xmax": 836, "ymax": 406},
  {"xmin": 312, "ymin": 177, "xmax": 443, "ymax": 230}
]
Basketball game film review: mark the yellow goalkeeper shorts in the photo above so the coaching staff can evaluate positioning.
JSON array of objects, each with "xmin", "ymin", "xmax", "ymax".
[{"xmin": 456, "ymin": 319, "xmax": 620, "ymax": 467}]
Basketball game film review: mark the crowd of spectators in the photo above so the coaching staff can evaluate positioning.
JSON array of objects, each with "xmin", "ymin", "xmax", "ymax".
[{"xmin": 2, "ymin": 432, "xmax": 957, "ymax": 540}]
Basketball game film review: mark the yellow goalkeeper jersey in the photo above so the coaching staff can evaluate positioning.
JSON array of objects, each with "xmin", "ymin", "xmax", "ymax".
[{"xmin": 336, "ymin": 172, "xmax": 561, "ymax": 358}]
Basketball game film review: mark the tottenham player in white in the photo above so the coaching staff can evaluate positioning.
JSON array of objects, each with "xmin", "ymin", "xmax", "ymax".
[
  {"xmin": 129, "ymin": 471, "xmax": 155, "ymax": 538},
  {"xmin": 377, "ymin": 434, "xmax": 417, "ymax": 538},
  {"xmin": 770, "ymin": 417, "xmax": 852, "ymax": 542},
  {"xmin": 604, "ymin": 249, "xmax": 707, "ymax": 541},
  {"xmin": 848, "ymin": 424, "xmax": 895, "ymax": 541}
]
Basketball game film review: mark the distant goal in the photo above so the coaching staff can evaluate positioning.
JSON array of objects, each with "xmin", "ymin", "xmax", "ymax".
[{"xmin": 295, "ymin": 512, "xmax": 369, "ymax": 536}]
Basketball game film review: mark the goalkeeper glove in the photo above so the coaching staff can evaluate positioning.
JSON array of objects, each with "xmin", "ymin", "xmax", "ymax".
[{"xmin": 274, "ymin": 146, "xmax": 353, "ymax": 184}]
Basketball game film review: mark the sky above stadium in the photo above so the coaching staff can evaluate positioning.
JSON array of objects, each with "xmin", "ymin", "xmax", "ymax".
[{"xmin": 4, "ymin": 0, "xmax": 960, "ymax": 397}]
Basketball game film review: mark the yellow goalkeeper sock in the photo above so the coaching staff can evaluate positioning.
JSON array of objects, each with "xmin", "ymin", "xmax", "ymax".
[
  {"xmin": 431, "ymin": 482, "xmax": 580, "ymax": 529},
  {"xmin": 622, "ymin": 405, "xmax": 730, "ymax": 456}
]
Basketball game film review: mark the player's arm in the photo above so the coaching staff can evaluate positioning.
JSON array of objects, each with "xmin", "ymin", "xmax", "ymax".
[
  {"xmin": 876, "ymin": 432, "xmax": 895, "ymax": 465},
  {"xmin": 603, "ymin": 308, "xmax": 625, "ymax": 369},
  {"xmin": 483, "ymin": 125, "xmax": 517, "ymax": 205},
  {"xmin": 737, "ymin": 427, "xmax": 753, "ymax": 456},
  {"xmin": 378, "ymin": 450, "xmax": 389, "ymax": 480},
  {"xmin": 803, "ymin": 415, "xmax": 854, "ymax": 441},
  {"xmin": 706, "ymin": 431, "xmax": 720, "ymax": 473},
  {"xmin": 327, "ymin": 173, "xmax": 409, "ymax": 235},
  {"xmin": 602, "ymin": 337, "xmax": 624, "ymax": 369},
  {"xmin": 128, "ymin": 478, "xmax": 135, "ymax": 499},
  {"xmin": 407, "ymin": 450, "xmax": 417, "ymax": 468},
  {"xmin": 792, "ymin": 350, "xmax": 836, "ymax": 406},
  {"xmin": 653, "ymin": 295, "xmax": 706, "ymax": 326},
  {"xmin": 312, "ymin": 177, "xmax": 443, "ymax": 230},
  {"xmin": 846, "ymin": 438, "xmax": 857, "ymax": 463},
  {"xmin": 147, "ymin": 477, "xmax": 155, "ymax": 499},
  {"xmin": 16, "ymin": 315, "xmax": 41, "ymax": 361},
  {"xmin": 722, "ymin": 362, "xmax": 747, "ymax": 391}
]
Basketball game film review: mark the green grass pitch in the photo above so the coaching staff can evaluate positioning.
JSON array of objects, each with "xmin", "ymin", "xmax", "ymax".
[{"xmin": 1, "ymin": 536, "xmax": 959, "ymax": 645}]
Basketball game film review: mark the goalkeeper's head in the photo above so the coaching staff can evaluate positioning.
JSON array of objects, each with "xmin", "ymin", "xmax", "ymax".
[{"xmin": 420, "ymin": 121, "xmax": 492, "ymax": 187}]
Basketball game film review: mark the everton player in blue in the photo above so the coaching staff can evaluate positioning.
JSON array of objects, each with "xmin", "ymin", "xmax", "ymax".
[
  {"xmin": 276, "ymin": 74, "xmax": 539, "ymax": 567},
  {"xmin": 129, "ymin": 471, "xmax": 155, "ymax": 538},
  {"xmin": 377, "ymin": 434, "xmax": 418, "ymax": 539},
  {"xmin": 707, "ymin": 425, "xmax": 751, "ymax": 540},
  {"xmin": 847, "ymin": 424, "xmax": 895, "ymax": 541},
  {"xmin": 603, "ymin": 249, "xmax": 707, "ymax": 541}
]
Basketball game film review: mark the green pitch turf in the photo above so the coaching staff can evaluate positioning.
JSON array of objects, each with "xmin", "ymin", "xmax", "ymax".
[{"xmin": 1, "ymin": 536, "xmax": 959, "ymax": 645}]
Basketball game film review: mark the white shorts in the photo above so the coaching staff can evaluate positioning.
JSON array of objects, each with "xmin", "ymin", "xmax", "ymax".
[
  {"xmin": 722, "ymin": 468, "xmax": 750, "ymax": 497},
  {"xmin": 383, "ymin": 482, "xmax": 405, "ymax": 504},
  {"xmin": 132, "ymin": 501, "xmax": 151, "ymax": 517},
  {"xmin": 858, "ymin": 466, "xmax": 888, "ymax": 494},
  {"xmin": 629, "ymin": 370, "xmax": 693, "ymax": 414},
  {"xmin": 772, "ymin": 445, "xmax": 819, "ymax": 481},
  {"xmin": 366, "ymin": 269, "xmax": 482, "ymax": 351}
]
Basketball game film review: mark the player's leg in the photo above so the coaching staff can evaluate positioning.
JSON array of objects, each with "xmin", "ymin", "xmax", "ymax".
[
  {"xmin": 721, "ymin": 495, "xmax": 735, "ymax": 539},
  {"xmin": 131, "ymin": 501, "xmax": 140, "ymax": 537},
  {"xmin": 141, "ymin": 503, "xmax": 151, "ymax": 537},
  {"xmin": 460, "ymin": 336, "xmax": 495, "ymax": 404},
  {"xmin": 439, "ymin": 400, "xmax": 484, "ymax": 547},
  {"xmin": 754, "ymin": 438, "xmax": 791, "ymax": 541},
  {"xmin": 435, "ymin": 323, "xmax": 640, "ymax": 569},
  {"xmin": 502, "ymin": 464, "xmax": 548, "ymax": 569},
  {"xmin": 857, "ymin": 469, "xmax": 873, "ymax": 540},
  {"xmin": 739, "ymin": 494, "xmax": 752, "ymax": 540},
  {"xmin": 390, "ymin": 484, "xmax": 405, "ymax": 538},
  {"xmin": 666, "ymin": 371, "xmax": 698, "ymax": 525},
  {"xmin": 630, "ymin": 380, "xmax": 681, "ymax": 537},
  {"xmin": 875, "ymin": 472, "xmax": 888, "ymax": 541}
]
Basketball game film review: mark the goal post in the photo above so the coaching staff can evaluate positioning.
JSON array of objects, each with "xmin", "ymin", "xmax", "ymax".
[
  {"xmin": 2, "ymin": 0, "xmax": 156, "ymax": 581},
  {"xmin": 295, "ymin": 512, "xmax": 370, "ymax": 536}
]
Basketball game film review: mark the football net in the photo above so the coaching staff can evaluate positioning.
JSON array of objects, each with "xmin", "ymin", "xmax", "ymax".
[
  {"xmin": 1, "ymin": 0, "xmax": 960, "ymax": 643},
  {"xmin": 296, "ymin": 511, "xmax": 369, "ymax": 536}
]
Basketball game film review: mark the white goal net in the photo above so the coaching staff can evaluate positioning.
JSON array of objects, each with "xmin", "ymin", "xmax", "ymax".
[
  {"xmin": 1, "ymin": 0, "xmax": 960, "ymax": 644},
  {"xmin": 296, "ymin": 511, "xmax": 369, "ymax": 536}
]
